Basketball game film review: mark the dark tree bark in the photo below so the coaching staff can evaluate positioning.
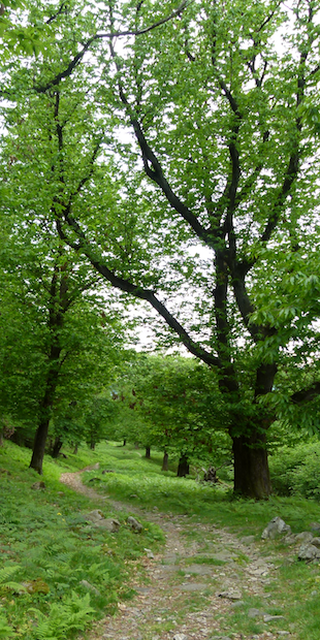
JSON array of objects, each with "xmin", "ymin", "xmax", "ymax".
[
  {"xmin": 73, "ymin": 443, "xmax": 79, "ymax": 454},
  {"xmin": 232, "ymin": 429, "xmax": 271, "ymax": 499},
  {"xmin": 162, "ymin": 451, "xmax": 169, "ymax": 471},
  {"xmin": 29, "ymin": 257, "xmax": 69, "ymax": 475},
  {"xmin": 123, "ymin": 439, "xmax": 126, "ymax": 446},
  {"xmin": 177, "ymin": 453, "xmax": 189, "ymax": 477},
  {"xmin": 50, "ymin": 436, "xmax": 63, "ymax": 458},
  {"xmin": 30, "ymin": 418, "xmax": 50, "ymax": 474},
  {"xmin": 145, "ymin": 445, "xmax": 151, "ymax": 459}
]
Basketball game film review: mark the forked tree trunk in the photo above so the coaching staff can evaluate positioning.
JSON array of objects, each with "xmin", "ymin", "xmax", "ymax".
[
  {"xmin": 145, "ymin": 445, "xmax": 151, "ymax": 459},
  {"xmin": 162, "ymin": 451, "xmax": 169, "ymax": 471},
  {"xmin": 232, "ymin": 429, "xmax": 271, "ymax": 499},
  {"xmin": 177, "ymin": 453, "xmax": 189, "ymax": 477}
]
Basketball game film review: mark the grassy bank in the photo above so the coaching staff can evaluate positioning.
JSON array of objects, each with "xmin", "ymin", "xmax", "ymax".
[{"xmin": 0, "ymin": 441, "xmax": 164, "ymax": 639}]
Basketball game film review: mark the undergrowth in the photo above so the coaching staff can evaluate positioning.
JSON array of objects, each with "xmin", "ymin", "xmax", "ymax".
[{"xmin": 0, "ymin": 441, "xmax": 164, "ymax": 639}]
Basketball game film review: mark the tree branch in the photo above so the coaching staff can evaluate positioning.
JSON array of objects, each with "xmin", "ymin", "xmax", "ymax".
[
  {"xmin": 56, "ymin": 214, "xmax": 220, "ymax": 368},
  {"xmin": 34, "ymin": 1, "xmax": 193, "ymax": 93},
  {"xmin": 291, "ymin": 382, "xmax": 320, "ymax": 405}
]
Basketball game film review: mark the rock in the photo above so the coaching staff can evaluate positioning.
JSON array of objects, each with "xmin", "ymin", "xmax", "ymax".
[
  {"xmin": 86, "ymin": 511, "xmax": 120, "ymax": 532},
  {"xmin": 87, "ymin": 509, "xmax": 104, "ymax": 522},
  {"xmin": 144, "ymin": 548, "xmax": 154, "ymax": 559},
  {"xmin": 203, "ymin": 466, "xmax": 217, "ymax": 483},
  {"xmin": 21, "ymin": 579, "xmax": 50, "ymax": 594},
  {"xmin": 31, "ymin": 481, "xmax": 46, "ymax": 490},
  {"xmin": 80, "ymin": 579, "xmax": 101, "ymax": 596},
  {"xmin": 218, "ymin": 587, "xmax": 242, "ymax": 600},
  {"xmin": 173, "ymin": 635, "xmax": 188, "ymax": 640},
  {"xmin": 295, "ymin": 531, "xmax": 313, "ymax": 543},
  {"xmin": 310, "ymin": 522, "xmax": 320, "ymax": 533},
  {"xmin": 248, "ymin": 608, "xmax": 263, "ymax": 618},
  {"xmin": 98, "ymin": 518, "xmax": 120, "ymax": 532},
  {"xmin": 127, "ymin": 516, "xmax": 143, "ymax": 532},
  {"xmin": 261, "ymin": 517, "xmax": 291, "ymax": 540},
  {"xmin": 311, "ymin": 537, "xmax": 320, "ymax": 548},
  {"xmin": 263, "ymin": 614, "xmax": 285, "ymax": 622},
  {"xmin": 283, "ymin": 533, "xmax": 297, "ymax": 545},
  {"xmin": 298, "ymin": 543, "xmax": 320, "ymax": 561}
]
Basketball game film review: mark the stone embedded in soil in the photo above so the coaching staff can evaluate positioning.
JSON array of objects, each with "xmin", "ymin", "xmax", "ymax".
[
  {"xmin": 248, "ymin": 608, "xmax": 263, "ymax": 618},
  {"xmin": 263, "ymin": 614, "xmax": 285, "ymax": 622},
  {"xmin": 180, "ymin": 583, "xmax": 209, "ymax": 592},
  {"xmin": 218, "ymin": 588, "xmax": 242, "ymax": 600},
  {"xmin": 185, "ymin": 564, "xmax": 213, "ymax": 575}
]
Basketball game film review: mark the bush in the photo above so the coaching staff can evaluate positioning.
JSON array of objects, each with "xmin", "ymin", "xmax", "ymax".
[{"xmin": 269, "ymin": 440, "xmax": 320, "ymax": 500}]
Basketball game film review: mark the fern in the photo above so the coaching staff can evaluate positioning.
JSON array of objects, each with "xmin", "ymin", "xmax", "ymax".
[
  {"xmin": 0, "ymin": 614, "xmax": 16, "ymax": 638},
  {"xmin": 0, "ymin": 565, "xmax": 26, "ymax": 594},
  {"xmin": 30, "ymin": 592, "xmax": 95, "ymax": 639}
]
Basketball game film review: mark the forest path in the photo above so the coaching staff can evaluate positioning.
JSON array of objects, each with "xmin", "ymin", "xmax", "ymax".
[{"xmin": 60, "ymin": 470, "xmax": 293, "ymax": 640}]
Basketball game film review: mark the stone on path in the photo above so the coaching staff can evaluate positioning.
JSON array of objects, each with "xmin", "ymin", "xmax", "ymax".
[{"xmin": 261, "ymin": 517, "xmax": 291, "ymax": 540}]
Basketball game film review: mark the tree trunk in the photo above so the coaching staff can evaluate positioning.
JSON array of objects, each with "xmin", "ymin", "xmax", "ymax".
[
  {"xmin": 50, "ymin": 436, "xmax": 63, "ymax": 458},
  {"xmin": 177, "ymin": 453, "xmax": 189, "ymax": 477},
  {"xmin": 123, "ymin": 439, "xmax": 126, "ymax": 446},
  {"xmin": 232, "ymin": 429, "xmax": 271, "ymax": 499},
  {"xmin": 73, "ymin": 443, "xmax": 79, "ymax": 455},
  {"xmin": 90, "ymin": 441, "xmax": 95, "ymax": 450},
  {"xmin": 29, "ymin": 418, "xmax": 50, "ymax": 475},
  {"xmin": 162, "ymin": 451, "xmax": 169, "ymax": 471},
  {"xmin": 145, "ymin": 445, "xmax": 151, "ymax": 459}
]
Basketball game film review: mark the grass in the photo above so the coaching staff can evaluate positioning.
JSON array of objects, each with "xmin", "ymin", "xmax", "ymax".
[
  {"xmin": 0, "ymin": 441, "xmax": 164, "ymax": 639},
  {"xmin": 2, "ymin": 439, "xmax": 320, "ymax": 639},
  {"xmin": 81, "ymin": 441, "xmax": 320, "ymax": 537}
]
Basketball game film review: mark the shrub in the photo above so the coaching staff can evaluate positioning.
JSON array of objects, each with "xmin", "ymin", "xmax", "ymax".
[{"xmin": 269, "ymin": 440, "xmax": 320, "ymax": 499}]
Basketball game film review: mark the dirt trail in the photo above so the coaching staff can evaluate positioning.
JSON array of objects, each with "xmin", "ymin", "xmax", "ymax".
[{"xmin": 60, "ymin": 471, "xmax": 293, "ymax": 640}]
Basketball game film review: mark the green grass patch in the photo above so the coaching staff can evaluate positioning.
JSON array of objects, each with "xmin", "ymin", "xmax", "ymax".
[
  {"xmin": 0, "ymin": 441, "xmax": 164, "ymax": 639},
  {"xmin": 81, "ymin": 443, "xmax": 320, "ymax": 537}
]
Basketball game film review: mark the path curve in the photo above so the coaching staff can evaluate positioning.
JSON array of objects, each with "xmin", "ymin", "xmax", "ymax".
[{"xmin": 60, "ymin": 470, "xmax": 292, "ymax": 640}]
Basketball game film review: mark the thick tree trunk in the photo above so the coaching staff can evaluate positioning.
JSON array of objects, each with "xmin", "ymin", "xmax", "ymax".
[
  {"xmin": 50, "ymin": 436, "xmax": 63, "ymax": 458},
  {"xmin": 232, "ymin": 429, "xmax": 271, "ymax": 499},
  {"xmin": 177, "ymin": 453, "xmax": 189, "ymax": 477},
  {"xmin": 162, "ymin": 451, "xmax": 169, "ymax": 471},
  {"xmin": 145, "ymin": 445, "xmax": 151, "ymax": 459},
  {"xmin": 29, "ymin": 418, "xmax": 50, "ymax": 475}
]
